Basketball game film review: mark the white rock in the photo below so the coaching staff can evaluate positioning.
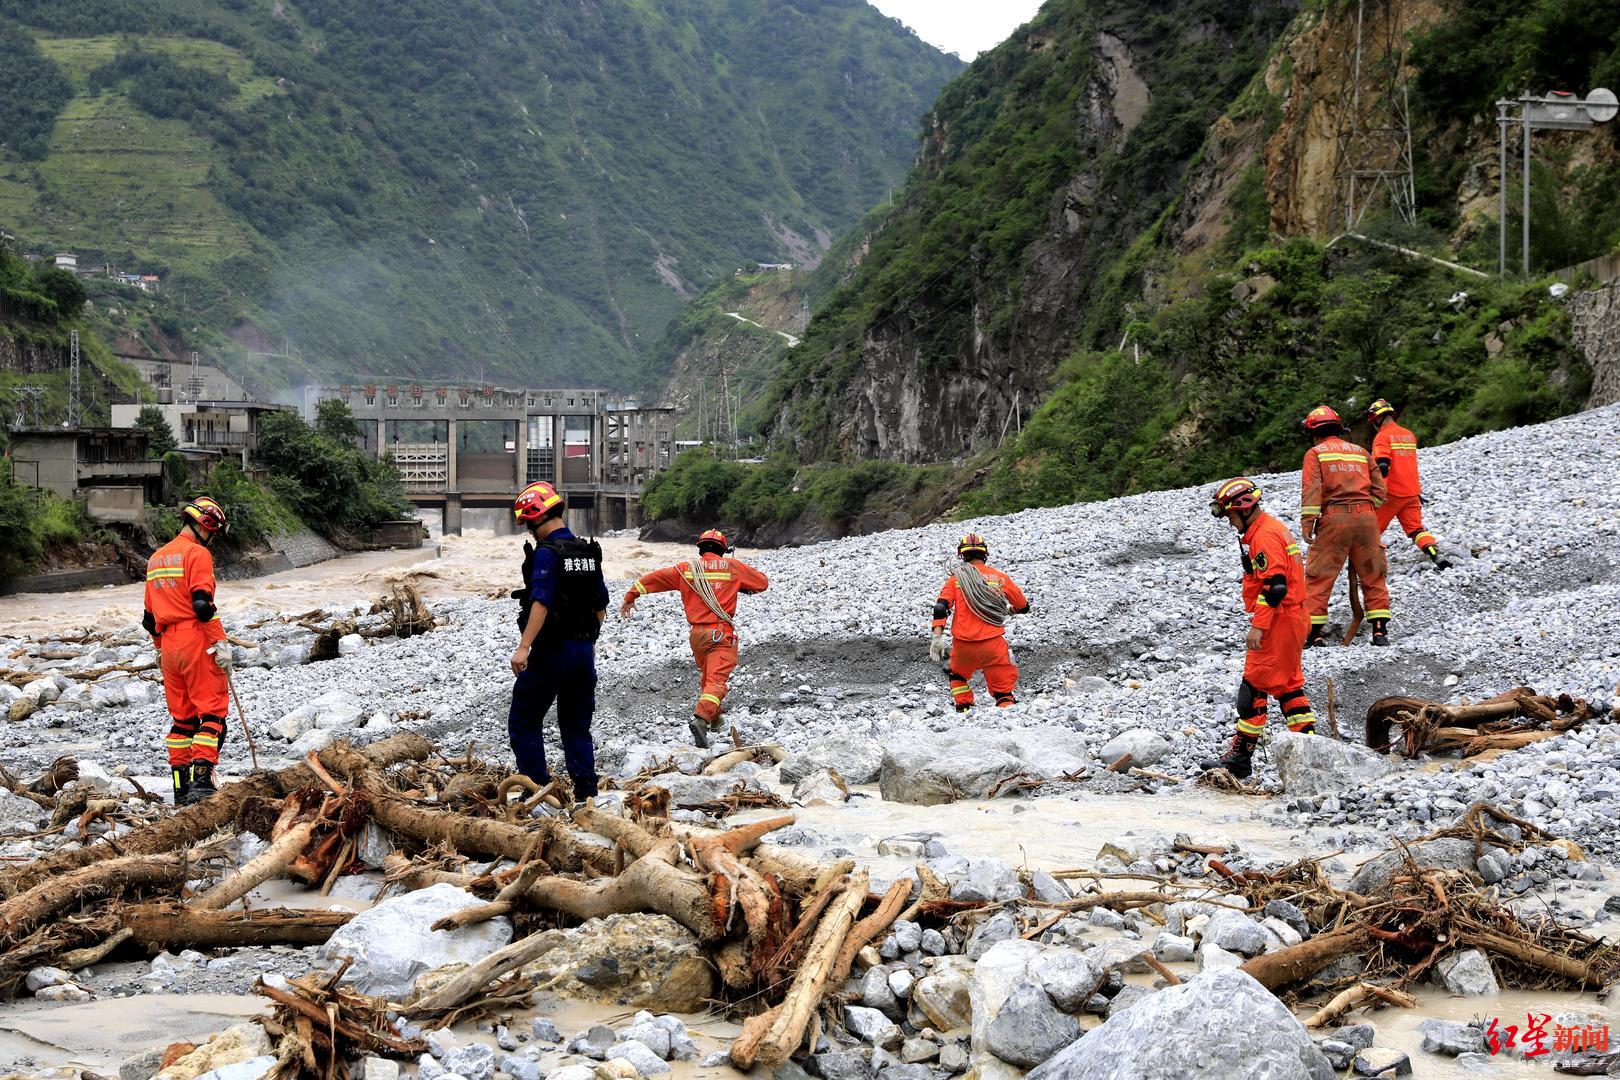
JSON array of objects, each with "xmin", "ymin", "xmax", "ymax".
[
  {"xmin": 318, "ymin": 882, "xmax": 513, "ymax": 999},
  {"xmin": 1027, "ymin": 969, "xmax": 1333, "ymax": 1079}
]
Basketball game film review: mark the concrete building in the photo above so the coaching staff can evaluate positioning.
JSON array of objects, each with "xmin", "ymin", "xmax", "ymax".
[
  {"xmin": 6, "ymin": 428, "xmax": 163, "ymax": 522},
  {"xmin": 109, "ymin": 399, "xmax": 291, "ymax": 466},
  {"xmin": 314, "ymin": 382, "xmax": 675, "ymax": 534}
]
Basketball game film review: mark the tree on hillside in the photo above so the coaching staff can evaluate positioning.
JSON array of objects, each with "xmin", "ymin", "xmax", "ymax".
[
  {"xmin": 33, "ymin": 267, "xmax": 86, "ymax": 317},
  {"xmin": 134, "ymin": 405, "xmax": 178, "ymax": 456},
  {"xmin": 314, "ymin": 398, "xmax": 364, "ymax": 444}
]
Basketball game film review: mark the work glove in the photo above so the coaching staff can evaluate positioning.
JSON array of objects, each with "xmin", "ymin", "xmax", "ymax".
[
  {"xmin": 209, "ymin": 644, "xmax": 233, "ymax": 672},
  {"xmin": 1301, "ymin": 519, "xmax": 1317, "ymax": 544},
  {"xmin": 929, "ymin": 633, "xmax": 948, "ymax": 664}
]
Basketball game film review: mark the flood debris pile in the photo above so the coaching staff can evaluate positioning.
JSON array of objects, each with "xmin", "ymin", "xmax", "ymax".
[
  {"xmin": 1365, "ymin": 686, "xmax": 1603, "ymax": 758},
  {"xmin": 3, "ymin": 732, "xmax": 1617, "ymax": 1080}
]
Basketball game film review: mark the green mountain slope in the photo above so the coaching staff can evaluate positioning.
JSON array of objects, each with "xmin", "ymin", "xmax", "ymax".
[
  {"xmin": 0, "ymin": 0, "xmax": 959, "ymax": 392},
  {"xmin": 745, "ymin": 0, "xmax": 1616, "ymax": 518}
]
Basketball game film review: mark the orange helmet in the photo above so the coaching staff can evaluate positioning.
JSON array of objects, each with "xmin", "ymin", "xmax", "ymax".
[
  {"xmin": 697, "ymin": 528, "xmax": 731, "ymax": 555},
  {"xmin": 1366, "ymin": 398, "xmax": 1396, "ymax": 421},
  {"xmin": 1209, "ymin": 477, "xmax": 1262, "ymax": 519},
  {"xmin": 1302, "ymin": 405, "xmax": 1343, "ymax": 433},
  {"xmin": 513, "ymin": 481, "xmax": 564, "ymax": 525},
  {"xmin": 182, "ymin": 496, "xmax": 229, "ymax": 535},
  {"xmin": 957, "ymin": 533, "xmax": 989, "ymax": 560}
]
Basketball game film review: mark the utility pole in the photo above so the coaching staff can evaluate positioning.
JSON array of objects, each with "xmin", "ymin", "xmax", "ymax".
[{"xmin": 67, "ymin": 330, "xmax": 81, "ymax": 428}]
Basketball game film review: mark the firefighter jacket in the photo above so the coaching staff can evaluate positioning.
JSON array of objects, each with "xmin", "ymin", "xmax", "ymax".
[
  {"xmin": 933, "ymin": 564, "xmax": 1029, "ymax": 643},
  {"xmin": 629, "ymin": 556, "xmax": 769, "ymax": 628},
  {"xmin": 1301, "ymin": 436, "xmax": 1386, "ymax": 522},
  {"xmin": 527, "ymin": 528, "xmax": 609, "ymax": 643},
  {"xmin": 143, "ymin": 532, "xmax": 226, "ymax": 644},
  {"xmin": 1372, "ymin": 420, "xmax": 1423, "ymax": 499},
  {"xmin": 1239, "ymin": 511, "xmax": 1305, "ymax": 631}
]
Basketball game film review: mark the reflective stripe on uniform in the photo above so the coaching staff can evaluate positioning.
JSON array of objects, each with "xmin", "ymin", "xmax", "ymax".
[
  {"xmin": 1285, "ymin": 544, "xmax": 1301, "ymax": 556},
  {"xmin": 192, "ymin": 734, "xmax": 219, "ymax": 748},
  {"xmin": 699, "ymin": 693, "xmax": 723, "ymax": 706},
  {"xmin": 146, "ymin": 568, "xmax": 183, "ymax": 580},
  {"xmin": 950, "ymin": 685, "xmax": 972, "ymax": 697},
  {"xmin": 1310, "ymin": 614, "xmax": 1328, "ymax": 625},
  {"xmin": 1236, "ymin": 717, "xmax": 1266, "ymax": 736},
  {"xmin": 1366, "ymin": 609, "xmax": 1391, "ymax": 620},
  {"xmin": 634, "ymin": 581, "xmax": 647, "ymax": 595},
  {"xmin": 1390, "ymin": 442, "xmax": 1417, "ymax": 450},
  {"xmin": 1301, "ymin": 505, "xmax": 1321, "ymax": 515},
  {"xmin": 1316, "ymin": 453, "xmax": 1368, "ymax": 463}
]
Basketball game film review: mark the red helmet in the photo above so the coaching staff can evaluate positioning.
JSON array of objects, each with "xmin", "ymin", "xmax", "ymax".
[
  {"xmin": 697, "ymin": 528, "xmax": 731, "ymax": 555},
  {"xmin": 182, "ymin": 496, "xmax": 229, "ymax": 535},
  {"xmin": 1366, "ymin": 398, "xmax": 1396, "ymax": 421},
  {"xmin": 957, "ymin": 533, "xmax": 989, "ymax": 560},
  {"xmin": 1210, "ymin": 478, "xmax": 1262, "ymax": 519},
  {"xmin": 513, "ymin": 481, "xmax": 564, "ymax": 525},
  {"xmin": 1302, "ymin": 406, "xmax": 1343, "ymax": 432}
]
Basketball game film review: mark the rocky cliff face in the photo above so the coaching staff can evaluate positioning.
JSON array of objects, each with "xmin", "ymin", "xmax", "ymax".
[{"xmin": 767, "ymin": 0, "xmax": 1298, "ymax": 464}]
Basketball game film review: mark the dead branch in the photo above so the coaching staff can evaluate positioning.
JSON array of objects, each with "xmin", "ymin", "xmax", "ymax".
[
  {"xmin": 1304, "ymin": 982, "xmax": 1417, "ymax": 1028},
  {"xmin": 1240, "ymin": 927, "xmax": 1373, "ymax": 992},
  {"xmin": 122, "ymin": 904, "xmax": 354, "ymax": 950},
  {"xmin": 829, "ymin": 877, "xmax": 912, "ymax": 985},
  {"xmin": 738, "ymin": 871, "xmax": 868, "ymax": 1070},
  {"xmin": 193, "ymin": 821, "xmax": 319, "ymax": 911},
  {"xmin": 0, "ymin": 734, "xmax": 432, "ymax": 900}
]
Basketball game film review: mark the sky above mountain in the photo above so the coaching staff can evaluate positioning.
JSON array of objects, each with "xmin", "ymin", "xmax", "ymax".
[{"xmin": 869, "ymin": 0, "xmax": 1043, "ymax": 58}]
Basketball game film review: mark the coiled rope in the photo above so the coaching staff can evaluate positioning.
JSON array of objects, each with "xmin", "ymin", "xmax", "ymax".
[{"xmin": 953, "ymin": 562, "xmax": 1010, "ymax": 626}]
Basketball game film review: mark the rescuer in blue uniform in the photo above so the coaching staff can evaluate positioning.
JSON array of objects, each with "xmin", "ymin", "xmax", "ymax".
[{"xmin": 507, "ymin": 480, "xmax": 608, "ymax": 800}]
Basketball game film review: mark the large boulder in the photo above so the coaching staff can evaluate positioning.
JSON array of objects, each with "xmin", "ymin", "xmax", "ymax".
[
  {"xmin": 912, "ymin": 956, "xmax": 974, "ymax": 1033},
  {"xmin": 1432, "ymin": 949, "xmax": 1500, "ymax": 996},
  {"xmin": 1028, "ymin": 969, "xmax": 1334, "ymax": 1080},
  {"xmin": 879, "ymin": 737, "xmax": 1026, "ymax": 806},
  {"xmin": 520, "ymin": 913, "xmax": 715, "ymax": 1012},
  {"xmin": 319, "ymin": 882, "xmax": 512, "ymax": 999},
  {"xmin": 1096, "ymin": 728, "xmax": 1170, "ymax": 768},
  {"xmin": 1346, "ymin": 839, "xmax": 1478, "ymax": 896},
  {"xmin": 970, "ymin": 940, "xmax": 1046, "ymax": 1080},
  {"xmin": 779, "ymin": 735, "xmax": 885, "ymax": 785},
  {"xmin": 1270, "ymin": 731, "xmax": 1393, "ymax": 796},
  {"xmin": 645, "ymin": 772, "xmax": 765, "ymax": 808},
  {"xmin": 986, "ymin": 981, "xmax": 1080, "ymax": 1069}
]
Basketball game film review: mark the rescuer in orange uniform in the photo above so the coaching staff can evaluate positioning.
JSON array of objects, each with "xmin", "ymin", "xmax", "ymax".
[
  {"xmin": 931, "ymin": 534, "xmax": 1030, "ymax": 710},
  {"xmin": 1300, "ymin": 406, "xmax": 1392, "ymax": 646},
  {"xmin": 619, "ymin": 529, "xmax": 769, "ymax": 748},
  {"xmin": 1367, "ymin": 398, "xmax": 1450, "ymax": 570},
  {"xmin": 1200, "ymin": 478, "xmax": 1316, "ymax": 779},
  {"xmin": 143, "ymin": 497, "xmax": 232, "ymax": 805}
]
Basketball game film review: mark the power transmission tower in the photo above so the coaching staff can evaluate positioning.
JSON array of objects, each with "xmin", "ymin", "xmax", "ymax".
[
  {"xmin": 1332, "ymin": 0, "xmax": 1417, "ymax": 232},
  {"xmin": 12, "ymin": 387, "xmax": 44, "ymax": 429},
  {"xmin": 67, "ymin": 330, "xmax": 82, "ymax": 428}
]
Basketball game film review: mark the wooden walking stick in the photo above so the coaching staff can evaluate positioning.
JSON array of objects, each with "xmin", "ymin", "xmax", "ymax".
[
  {"xmin": 1340, "ymin": 565, "xmax": 1365, "ymax": 646},
  {"xmin": 225, "ymin": 669, "xmax": 261, "ymax": 771}
]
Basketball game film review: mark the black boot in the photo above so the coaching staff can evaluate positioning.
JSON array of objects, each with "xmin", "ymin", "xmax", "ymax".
[
  {"xmin": 1370, "ymin": 618, "xmax": 1390, "ymax": 647},
  {"xmin": 1424, "ymin": 545, "xmax": 1452, "ymax": 570},
  {"xmin": 171, "ymin": 766, "xmax": 191, "ymax": 806},
  {"xmin": 1305, "ymin": 624, "xmax": 1329, "ymax": 648},
  {"xmin": 1200, "ymin": 733, "xmax": 1259, "ymax": 779},
  {"xmin": 186, "ymin": 760, "xmax": 218, "ymax": 804},
  {"xmin": 688, "ymin": 716, "xmax": 710, "ymax": 750}
]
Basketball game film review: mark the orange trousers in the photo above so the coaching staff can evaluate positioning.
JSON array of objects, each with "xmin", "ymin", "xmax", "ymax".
[
  {"xmin": 160, "ymin": 623, "xmax": 229, "ymax": 766},
  {"xmin": 1235, "ymin": 607, "xmax": 1315, "ymax": 736},
  {"xmin": 1376, "ymin": 494, "xmax": 1436, "ymax": 551},
  {"xmin": 689, "ymin": 625, "xmax": 738, "ymax": 725},
  {"xmin": 947, "ymin": 636, "xmax": 1018, "ymax": 709},
  {"xmin": 1305, "ymin": 504, "xmax": 1391, "ymax": 625}
]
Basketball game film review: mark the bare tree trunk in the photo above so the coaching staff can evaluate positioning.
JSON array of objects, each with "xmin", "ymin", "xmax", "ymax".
[
  {"xmin": 0, "ymin": 853, "xmax": 196, "ymax": 937},
  {"xmin": 121, "ymin": 904, "xmax": 353, "ymax": 949},
  {"xmin": 520, "ymin": 840, "xmax": 722, "ymax": 942},
  {"xmin": 747, "ymin": 871, "xmax": 869, "ymax": 1070},
  {"xmin": 1240, "ymin": 927, "xmax": 1371, "ymax": 991},
  {"xmin": 0, "ymin": 734, "xmax": 432, "ymax": 899},
  {"xmin": 193, "ymin": 822, "xmax": 318, "ymax": 911}
]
